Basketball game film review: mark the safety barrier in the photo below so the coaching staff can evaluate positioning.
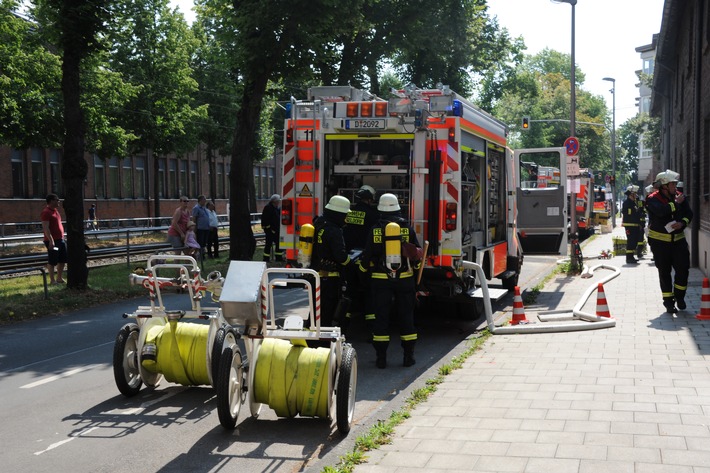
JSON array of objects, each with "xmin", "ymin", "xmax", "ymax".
[{"xmin": 0, "ymin": 267, "xmax": 49, "ymax": 300}]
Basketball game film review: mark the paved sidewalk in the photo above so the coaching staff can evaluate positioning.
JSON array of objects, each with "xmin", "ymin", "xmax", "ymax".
[{"xmin": 355, "ymin": 228, "xmax": 710, "ymax": 473}]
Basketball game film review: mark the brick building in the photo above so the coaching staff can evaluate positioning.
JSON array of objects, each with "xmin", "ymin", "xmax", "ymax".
[
  {"xmin": 651, "ymin": 0, "xmax": 710, "ymax": 275},
  {"xmin": 0, "ymin": 144, "xmax": 280, "ymax": 231}
]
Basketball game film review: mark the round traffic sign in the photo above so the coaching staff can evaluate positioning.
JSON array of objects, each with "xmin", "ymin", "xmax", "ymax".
[{"xmin": 564, "ymin": 136, "xmax": 579, "ymax": 157}]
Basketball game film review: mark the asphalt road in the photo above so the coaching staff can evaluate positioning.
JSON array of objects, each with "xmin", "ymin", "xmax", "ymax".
[{"xmin": 0, "ymin": 256, "xmax": 558, "ymax": 473}]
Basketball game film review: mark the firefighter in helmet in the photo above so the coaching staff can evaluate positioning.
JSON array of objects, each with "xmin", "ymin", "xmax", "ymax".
[
  {"xmin": 342, "ymin": 185, "xmax": 379, "ymax": 333},
  {"xmin": 621, "ymin": 185, "xmax": 642, "ymax": 264},
  {"xmin": 261, "ymin": 194, "xmax": 283, "ymax": 263},
  {"xmin": 311, "ymin": 195, "xmax": 353, "ymax": 327},
  {"xmin": 646, "ymin": 170, "xmax": 693, "ymax": 313},
  {"xmin": 359, "ymin": 193, "xmax": 423, "ymax": 369}
]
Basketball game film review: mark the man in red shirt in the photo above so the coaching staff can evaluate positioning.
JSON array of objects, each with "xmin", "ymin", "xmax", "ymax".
[{"xmin": 41, "ymin": 194, "xmax": 67, "ymax": 284}]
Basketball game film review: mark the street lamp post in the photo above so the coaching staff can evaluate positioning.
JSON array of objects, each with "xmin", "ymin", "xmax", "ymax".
[
  {"xmin": 552, "ymin": 0, "xmax": 578, "ymax": 269},
  {"xmin": 602, "ymin": 77, "xmax": 616, "ymax": 228}
]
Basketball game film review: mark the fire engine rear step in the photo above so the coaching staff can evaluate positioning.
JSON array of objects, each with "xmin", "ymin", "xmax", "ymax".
[{"xmin": 470, "ymin": 287, "xmax": 508, "ymax": 301}]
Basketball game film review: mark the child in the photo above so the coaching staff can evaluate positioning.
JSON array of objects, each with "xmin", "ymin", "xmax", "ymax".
[{"xmin": 184, "ymin": 221, "xmax": 201, "ymax": 257}]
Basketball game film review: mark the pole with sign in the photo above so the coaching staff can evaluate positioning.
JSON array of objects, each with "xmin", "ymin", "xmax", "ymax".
[{"xmin": 564, "ymin": 136, "xmax": 581, "ymax": 271}]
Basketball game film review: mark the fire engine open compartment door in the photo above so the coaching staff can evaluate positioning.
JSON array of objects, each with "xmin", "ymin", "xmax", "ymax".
[{"xmin": 514, "ymin": 147, "xmax": 567, "ymax": 255}]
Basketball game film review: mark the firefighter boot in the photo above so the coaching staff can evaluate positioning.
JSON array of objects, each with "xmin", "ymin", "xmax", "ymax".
[
  {"xmin": 675, "ymin": 289, "xmax": 687, "ymax": 310},
  {"xmin": 402, "ymin": 340, "xmax": 416, "ymax": 367},
  {"xmin": 373, "ymin": 341, "xmax": 388, "ymax": 369},
  {"xmin": 636, "ymin": 245, "xmax": 644, "ymax": 260},
  {"xmin": 663, "ymin": 297, "xmax": 677, "ymax": 314},
  {"xmin": 626, "ymin": 254, "xmax": 638, "ymax": 264}
]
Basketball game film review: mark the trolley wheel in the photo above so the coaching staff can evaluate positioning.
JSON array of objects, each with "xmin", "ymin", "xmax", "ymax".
[
  {"xmin": 216, "ymin": 345, "xmax": 244, "ymax": 429},
  {"xmin": 211, "ymin": 325, "xmax": 238, "ymax": 388},
  {"xmin": 335, "ymin": 344, "xmax": 357, "ymax": 435},
  {"xmin": 113, "ymin": 323, "xmax": 142, "ymax": 397}
]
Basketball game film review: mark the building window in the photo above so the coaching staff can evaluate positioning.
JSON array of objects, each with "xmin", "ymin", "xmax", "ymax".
[
  {"xmin": 179, "ymin": 159, "xmax": 188, "ymax": 197},
  {"xmin": 11, "ymin": 149, "xmax": 25, "ymax": 198},
  {"xmin": 135, "ymin": 157, "xmax": 146, "ymax": 198},
  {"xmin": 168, "ymin": 159, "xmax": 178, "ymax": 198},
  {"xmin": 190, "ymin": 161, "xmax": 198, "ymax": 197},
  {"xmin": 94, "ymin": 155, "xmax": 106, "ymax": 198},
  {"xmin": 157, "ymin": 158, "xmax": 166, "ymax": 198},
  {"xmin": 109, "ymin": 157, "xmax": 120, "ymax": 198},
  {"xmin": 217, "ymin": 162, "xmax": 224, "ymax": 198},
  {"xmin": 122, "ymin": 157, "xmax": 133, "ymax": 198},
  {"xmin": 31, "ymin": 148, "xmax": 45, "ymax": 198},
  {"xmin": 643, "ymin": 57, "xmax": 654, "ymax": 75},
  {"xmin": 50, "ymin": 149, "xmax": 62, "ymax": 194},
  {"xmin": 268, "ymin": 167, "xmax": 275, "ymax": 196}
]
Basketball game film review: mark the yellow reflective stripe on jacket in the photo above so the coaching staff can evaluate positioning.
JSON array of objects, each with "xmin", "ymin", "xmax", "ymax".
[
  {"xmin": 318, "ymin": 271, "xmax": 340, "ymax": 277},
  {"xmin": 371, "ymin": 270, "xmax": 414, "ymax": 279},
  {"xmin": 648, "ymin": 229, "xmax": 685, "ymax": 242},
  {"xmin": 622, "ymin": 223, "xmax": 639, "ymax": 227}
]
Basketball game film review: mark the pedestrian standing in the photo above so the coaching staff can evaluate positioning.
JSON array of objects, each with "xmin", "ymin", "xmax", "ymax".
[
  {"xmin": 88, "ymin": 204, "xmax": 98, "ymax": 231},
  {"xmin": 191, "ymin": 195, "xmax": 211, "ymax": 257},
  {"xmin": 310, "ymin": 195, "xmax": 353, "ymax": 327},
  {"xmin": 41, "ymin": 194, "xmax": 67, "ymax": 285},
  {"xmin": 359, "ymin": 193, "xmax": 423, "ymax": 369},
  {"xmin": 206, "ymin": 201, "xmax": 219, "ymax": 258},
  {"xmin": 261, "ymin": 194, "xmax": 283, "ymax": 262},
  {"xmin": 646, "ymin": 170, "xmax": 693, "ymax": 313},
  {"xmin": 621, "ymin": 185, "xmax": 642, "ymax": 264},
  {"xmin": 167, "ymin": 196, "xmax": 190, "ymax": 253}
]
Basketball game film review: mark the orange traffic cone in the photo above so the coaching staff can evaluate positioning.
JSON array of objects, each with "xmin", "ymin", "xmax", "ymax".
[
  {"xmin": 696, "ymin": 278, "xmax": 710, "ymax": 320},
  {"xmin": 596, "ymin": 283, "xmax": 611, "ymax": 318},
  {"xmin": 511, "ymin": 286, "xmax": 528, "ymax": 325}
]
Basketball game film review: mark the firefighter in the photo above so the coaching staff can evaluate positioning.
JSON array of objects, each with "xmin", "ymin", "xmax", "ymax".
[
  {"xmin": 636, "ymin": 185, "xmax": 650, "ymax": 259},
  {"xmin": 311, "ymin": 195, "xmax": 353, "ymax": 327},
  {"xmin": 359, "ymin": 193, "xmax": 423, "ymax": 369},
  {"xmin": 621, "ymin": 185, "xmax": 642, "ymax": 264},
  {"xmin": 344, "ymin": 185, "xmax": 378, "ymax": 251},
  {"xmin": 261, "ymin": 194, "xmax": 283, "ymax": 263},
  {"xmin": 646, "ymin": 170, "xmax": 693, "ymax": 314},
  {"xmin": 342, "ymin": 185, "xmax": 379, "ymax": 333}
]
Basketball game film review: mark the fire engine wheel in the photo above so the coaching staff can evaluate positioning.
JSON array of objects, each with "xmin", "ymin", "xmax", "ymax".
[
  {"xmin": 335, "ymin": 345, "xmax": 358, "ymax": 435},
  {"xmin": 216, "ymin": 345, "xmax": 244, "ymax": 429},
  {"xmin": 211, "ymin": 325, "xmax": 238, "ymax": 388},
  {"xmin": 113, "ymin": 323, "xmax": 143, "ymax": 397},
  {"xmin": 456, "ymin": 299, "xmax": 484, "ymax": 320}
]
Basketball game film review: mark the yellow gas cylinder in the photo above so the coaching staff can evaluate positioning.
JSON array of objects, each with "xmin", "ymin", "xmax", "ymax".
[
  {"xmin": 385, "ymin": 222, "xmax": 401, "ymax": 272},
  {"xmin": 297, "ymin": 223, "xmax": 315, "ymax": 267}
]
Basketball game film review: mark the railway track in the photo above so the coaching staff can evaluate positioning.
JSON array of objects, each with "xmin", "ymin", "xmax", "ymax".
[{"xmin": 0, "ymin": 233, "xmax": 265, "ymax": 274}]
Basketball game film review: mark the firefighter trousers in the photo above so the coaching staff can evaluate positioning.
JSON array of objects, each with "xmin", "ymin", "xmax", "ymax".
[
  {"xmin": 624, "ymin": 226, "xmax": 641, "ymax": 257},
  {"xmin": 649, "ymin": 238, "xmax": 690, "ymax": 309},
  {"xmin": 370, "ymin": 276, "xmax": 417, "ymax": 344}
]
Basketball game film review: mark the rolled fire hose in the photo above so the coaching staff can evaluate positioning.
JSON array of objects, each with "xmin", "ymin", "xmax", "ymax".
[
  {"xmin": 253, "ymin": 338, "xmax": 330, "ymax": 418},
  {"xmin": 141, "ymin": 320, "xmax": 210, "ymax": 386}
]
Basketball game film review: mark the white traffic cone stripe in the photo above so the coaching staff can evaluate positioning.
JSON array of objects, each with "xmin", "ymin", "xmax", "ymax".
[{"xmin": 511, "ymin": 286, "xmax": 528, "ymax": 325}]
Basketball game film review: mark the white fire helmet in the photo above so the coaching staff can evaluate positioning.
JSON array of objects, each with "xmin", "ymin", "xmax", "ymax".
[
  {"xmin": 654, "ymin": 170, "xmax": 680, "ymax": 186},
  {"xmin": 325, "ymin": 195, "xmax": 351, "ymax": 214},
  {"xmin": 377, "ymin": 193, "xmax": 401, "ymax": 212}
]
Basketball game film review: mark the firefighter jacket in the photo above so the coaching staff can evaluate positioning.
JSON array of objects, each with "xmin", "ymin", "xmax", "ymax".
[
  {"xmin": 621, "ymin": 196, "xmax": 642, "ymax": 228},
  {"xmin": 343, "ymin": 202, "xmax": 379, "ymax": 251},
  {"xmin": 359, "ymin": 214, "xmax": 422, "ymax": 280},
  {"xmin": 260, "ymin": 203, "xmax": 280, "ymax": 236},
  {"xmin": 311, "ymin": 213, "xmax": 351, "ymax": 276},
  {"xmin": 646, "ymin": 191, "xmax": 693, "ymax": 243}
]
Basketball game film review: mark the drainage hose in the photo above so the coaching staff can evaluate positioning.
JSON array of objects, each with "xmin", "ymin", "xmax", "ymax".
[
  {"xmin": 141, "ymin": 320, "xmax": 210, "ymax": 386},
  {"xmin": 253, "ymin": 338, "xmax": 330, "ymax": 418}
]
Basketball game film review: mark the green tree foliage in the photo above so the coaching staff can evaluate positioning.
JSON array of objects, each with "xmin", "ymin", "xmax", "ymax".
[
  {"xmin": 490, "ymin": 48, "xmax": 610, "ymax": 171},
  {"xmin": 106, "ymin": 0, "xmax": 207, "ymax": 218},
  {"xmin": 0, "ymin": 0, "xmax": 62, "ymax": 148}
]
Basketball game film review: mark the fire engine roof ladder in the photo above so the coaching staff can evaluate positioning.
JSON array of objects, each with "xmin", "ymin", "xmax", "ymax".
[{"xmin": 291, "ymin": 96, "xmax": 319, "ymax": 226}]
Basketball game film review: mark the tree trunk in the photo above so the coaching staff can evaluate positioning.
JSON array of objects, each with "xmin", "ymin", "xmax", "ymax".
[
  {"xmin": 61, "ymin": 38, "xmax": 88, "ymax": 289},
  {"xmin": 229, "ymin": 76, "xmax": 269, "ymax": 261}
]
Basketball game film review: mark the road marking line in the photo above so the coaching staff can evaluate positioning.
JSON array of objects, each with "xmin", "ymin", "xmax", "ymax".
[
  {"xmin": 34, "ymin": 426, "xmax": 98, "ymax": 456},
  {"xmin": 20, "ymin": 364, "xmax": 102, "ymax": 389}
]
